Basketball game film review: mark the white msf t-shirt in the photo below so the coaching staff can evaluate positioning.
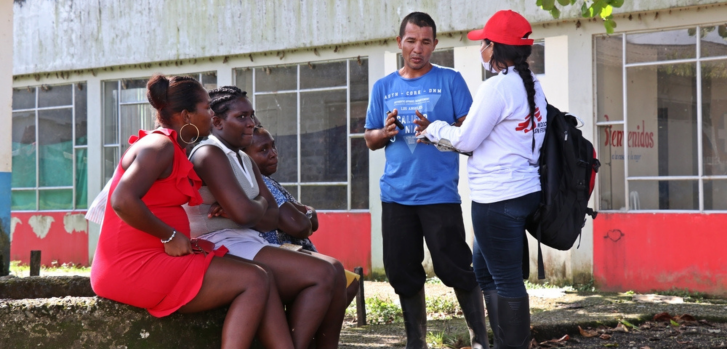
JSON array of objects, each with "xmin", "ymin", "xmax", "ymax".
[{"xmin": 425, "ymin": 66, "xmax": 547, "ymax": 204}]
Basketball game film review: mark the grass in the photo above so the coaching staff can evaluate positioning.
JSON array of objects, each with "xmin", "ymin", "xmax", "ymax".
[
  {"xmin": 9, "ymin": 260, "xmax": 91, "ymax": 276},
  {"xmin": 425, "ymin": 321, "xmax": 471, "ymax": 348},
  {"xmin": 525, "ymin": 278, "xmax": 597, "ymax": 293},
  {"xmin": 346, "ymin": 296, "xmax": 402, "ymax": 325},
  {"xmin": 344, "ymin": 291, "xmax": 464, "ymax": 325}
]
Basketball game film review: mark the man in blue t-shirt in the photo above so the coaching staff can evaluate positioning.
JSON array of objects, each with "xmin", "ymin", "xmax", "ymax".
[{"xmin": 364, "ymin": 12, "xmax": 488, "ymax": 349}]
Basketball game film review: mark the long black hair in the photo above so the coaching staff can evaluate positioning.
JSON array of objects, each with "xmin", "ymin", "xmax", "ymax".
[{"xmin": 486, "ymin": 38, "xmax": 537, "ymax": 151}]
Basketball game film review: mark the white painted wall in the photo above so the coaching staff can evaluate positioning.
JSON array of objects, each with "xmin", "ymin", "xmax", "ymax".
[
  {"xmin": 12, "ymin": 0, "xmax": 727, "ymax": 76},
  {"xmin": 1, "ymin": 0, "xmax": 14, "ymax": 274},
  {"xmin": 1, "ymin": 1, "xmax": 12, "ymax": 173}
]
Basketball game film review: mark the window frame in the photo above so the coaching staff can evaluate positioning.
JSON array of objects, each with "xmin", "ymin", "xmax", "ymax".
[
  {"xmin": 102, "ymin": 72, "xmax": 217, "ymax": 185},
  {"xmin": 11, "ymin": 83, "xmax": 87, "ymax": 212},
  {"xmin": 235, "ymin": 58, "xmax": 369, "ymax": 212},
  {"xmin": 594, "ymin": 24, "xmax": 727, "ymax": 213}
]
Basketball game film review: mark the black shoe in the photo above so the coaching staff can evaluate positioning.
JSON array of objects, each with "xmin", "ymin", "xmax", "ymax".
[
  {"xmin": 454, "ymin": 286, "xmax": 490, "ymax": 349},
  {"xmin": 483, "ymin": 290, "xmax": 500, "ymax": 349},
  {"xmin": 399, "ymin": 288, "xmax": 427, "ymax": 349},
  {"xmin": 496, "ymin": 295, "xmax": 531, "ymax": 349}
]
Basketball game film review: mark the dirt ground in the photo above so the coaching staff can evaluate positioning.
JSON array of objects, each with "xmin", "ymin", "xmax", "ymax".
[
  {"xmin": 339, "ymin": 281, "xmax": 727, "ymax": 349},
  {"xmin": 535, "ymin": 318, "xmax": 727, "ymax": 349}
]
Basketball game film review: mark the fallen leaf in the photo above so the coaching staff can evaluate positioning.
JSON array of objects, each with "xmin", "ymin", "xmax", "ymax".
[
  {"xmin": 529, "ymin": 338, "xmax": 540, "ymax": 348},
  {"xmin": 676, "ymin": 340, "xmax": 692, "ymax": 344},
  {"xmin": 613, "ymin": 323, "xmax": 627, "ymax": 333},
  {"xmin": 675, "ymin": 314, "xmax": 696, "ymax": 322},
  {"xmin": 639, "ymin": 347, "xmax": 652, "ymax": 349},
  {"xmin": 653, "ymin": 312, "xmax": 672, "ymax": 322},
  {"xmin": 557, "ymin": 334, "xmax": 569, "ymax": 342},
  {"xmin": 604, "ymin": 344, "xmax": 619, "ymax": 347},
  {"xmin": 600, "ymin": 334, "xmax": 612, "ymax": 340},
  {"xmin": 670, "ymin": 319, "xmax": 680, "ymax": 327},
  {"xmin": 579, "ymin": 326, "xmax": 599, "ymax": 338}
]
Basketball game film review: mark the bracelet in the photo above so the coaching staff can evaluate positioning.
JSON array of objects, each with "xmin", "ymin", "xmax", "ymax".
[
  {"xmin": 161, "ymin": 230, "xmax": 176, "ymax": 244},
  {"xmin": 305, "ymin": 207, "xmax": 314, "ymax": 219}
]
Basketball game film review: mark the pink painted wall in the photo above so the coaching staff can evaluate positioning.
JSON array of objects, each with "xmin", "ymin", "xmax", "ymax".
[
  {"xmin": 10, "ymin": 211, "xmax": 89, "ymax": 266},
  {"xmin": 594, "ymin": 213, "xmax": 727, "ymax": 295},
  {"xmin": 310, "ymin": 212, "xmax": 372, "ymax": 276},
  {"xmin": 8, "ymin": 210, "xmax": 372, "ymax": 274}
]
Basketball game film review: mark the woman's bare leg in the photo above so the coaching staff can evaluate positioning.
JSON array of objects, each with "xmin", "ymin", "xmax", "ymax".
[
  {"xmin": 178, "ymin": 257, "xmax": 269, "ymax": 349},
  {"xmin": 224, "ymin": 255, "xmax": 294, "ymax": 349},
  {"xmin": 253, "ymin": 247, "xmax": 337, "ymax": 349},
  {"xmin": 308, "ymin": 252, "xmax": 348, "ymax": 348}
]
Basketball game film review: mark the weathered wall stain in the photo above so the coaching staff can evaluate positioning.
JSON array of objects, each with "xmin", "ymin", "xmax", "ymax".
[
  {"xmin": 63, "ymin": 214, "xmax": 88, "ymax": 234},
  {"xmin": 11, "ymin": 212, "xmax": 89, "ymax": 266},
  {"xmin": 9, "ymin": 216, "xmax": 21, "ymax": 241},
  {"xmin": 28, "ymin": 215, "xmax": 55, "ymax": 240}
]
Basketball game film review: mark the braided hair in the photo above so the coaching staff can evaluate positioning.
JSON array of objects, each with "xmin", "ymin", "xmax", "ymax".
[
  {"xmin": 146, "ymin": 74, "xmax": 206, "ymax": 123},
  {"xmin": 486, "ymin": 39, "xmax": 537, "ymax": 151},
  {"xmin": 208, "ymin": 86, "xmax": 248, "ymax": 119}
]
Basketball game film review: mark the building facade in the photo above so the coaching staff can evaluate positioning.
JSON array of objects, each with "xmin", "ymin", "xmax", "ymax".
[{"xmin": 6, "ymin": 0, "xmax": 727, "ymax": 294}]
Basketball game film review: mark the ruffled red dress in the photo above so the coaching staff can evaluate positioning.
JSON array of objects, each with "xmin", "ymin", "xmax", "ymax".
[{"xmin": 90, "ymin": 128, "xmax": 227, "ymax": 317}]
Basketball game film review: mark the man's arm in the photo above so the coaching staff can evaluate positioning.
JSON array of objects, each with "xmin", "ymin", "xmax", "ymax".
[
  {"xmin": 453, "ymin": 115, "xmax": 467, "ymax": 127},
  {"xmin": 364, "ymin": 109, "xmax": 400, "ymax": 150}
]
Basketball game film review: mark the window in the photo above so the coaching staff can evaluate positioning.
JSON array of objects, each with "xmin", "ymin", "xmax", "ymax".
[
  {"xmin": 235, "ymin": 58, "xmax": 369, "ymax": 210},
  {"xmin": 11, "ymin": 83, "xmax": 88, "ymax": 211},
  {"xmin": 102, "ymin": 72, "xmax": 217, "ymax": 184},
  {"xmin": 595, "ymin": 25, "xmax": 727, "ymax": 211}
]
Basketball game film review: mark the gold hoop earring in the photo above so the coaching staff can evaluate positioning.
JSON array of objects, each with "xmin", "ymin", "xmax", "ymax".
[{"xmin": 179, "ymin": 123, "xmax": 200, "ymax": 144}]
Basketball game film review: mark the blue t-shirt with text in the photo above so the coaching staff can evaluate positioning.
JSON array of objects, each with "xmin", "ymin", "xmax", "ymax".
[{"xmin": 365, "ymin": 65, "xmax": 473, "ymax": 205}]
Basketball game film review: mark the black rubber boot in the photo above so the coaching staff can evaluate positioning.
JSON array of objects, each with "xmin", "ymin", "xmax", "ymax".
[
  {"xmin": 399, "ymin": 288, "xmax": 427, "ymax": 349},
  {"xmin": 483, "ymin": 290, "xmax": 500, "ymax": 349},
  {"xmin": 454, "ymin": 286, "xmax": 490, "ymax": 349},
  {"xmin": 496, "ymin": 295, "xmax": 531, "ymax": 349}
]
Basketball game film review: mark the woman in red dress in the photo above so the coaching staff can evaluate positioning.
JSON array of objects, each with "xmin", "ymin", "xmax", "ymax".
[{"xmin": 91, "ymin": 75, "xmax": 286, "ymax": 348}]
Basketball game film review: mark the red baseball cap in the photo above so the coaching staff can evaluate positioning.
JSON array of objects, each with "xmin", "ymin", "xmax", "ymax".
[{"xmin": 467, "ymin": 10, "xmax": 534, "ymax": 46}]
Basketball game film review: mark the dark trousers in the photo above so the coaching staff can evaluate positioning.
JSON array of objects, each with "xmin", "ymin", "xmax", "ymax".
[
  {"xmin": 382, "ymin": 202, "xmax": 477, "ymax": 297},
  {"xmin": 472, "ymin": 191, "xmax": 540, "ymax": 298}
]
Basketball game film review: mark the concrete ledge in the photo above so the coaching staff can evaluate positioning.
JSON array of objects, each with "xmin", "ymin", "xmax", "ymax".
[
  {"xmin": 0, "ymin": 275, "xmax": 94, "ymax": 299},
  {"xmin": 0, "ymin": 296, "xmax": 228, "ymax": 349}
]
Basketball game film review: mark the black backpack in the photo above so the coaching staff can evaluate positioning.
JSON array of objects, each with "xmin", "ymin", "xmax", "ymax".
[{"xmin": 525, "ymin": 104, "xmax": 601, "ymax": 280}]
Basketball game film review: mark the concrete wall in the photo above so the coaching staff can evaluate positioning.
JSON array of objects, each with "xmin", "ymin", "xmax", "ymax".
[
  {"xmin": 1, "ymin": 0, "xmax": 14, "ymax": 275},
  {"xmin": 12, "ymin": 0, "xmax": 727, "ymax": 76}
]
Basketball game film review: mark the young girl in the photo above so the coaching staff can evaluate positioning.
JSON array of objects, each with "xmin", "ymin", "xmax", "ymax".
[
  {"xmin": 417, "ymin": 10, "xmax": 546, "ymax": 349},
  {"xmin": 244, "ymin": 126, "xmax": 361, "ymax": 305}
]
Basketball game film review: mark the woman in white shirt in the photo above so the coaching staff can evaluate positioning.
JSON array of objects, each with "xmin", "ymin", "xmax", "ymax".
[{"xmin": 417, "ymin": 10, "xmax": 545, "ymax": 349}]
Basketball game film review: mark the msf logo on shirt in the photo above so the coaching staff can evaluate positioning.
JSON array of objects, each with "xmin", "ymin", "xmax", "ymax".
[{"xmin": 515, "ymin": 107, "xmax": 543, "ymax": 134}]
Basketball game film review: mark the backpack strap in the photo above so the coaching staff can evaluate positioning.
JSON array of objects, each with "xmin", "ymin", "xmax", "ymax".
[{"xmin": 536, "ymin": 224, "xmax": 546, "ymax": 280}]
